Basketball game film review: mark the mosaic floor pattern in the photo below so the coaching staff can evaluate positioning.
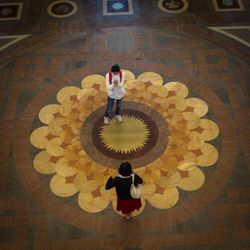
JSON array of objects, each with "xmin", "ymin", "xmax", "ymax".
[
  {"xmin": 30, "ymin": 70, "xmax": 219, "ymax": 216},
  {"xmin": 1, "ymin": 12, "xmax": 249, "ymax": 246}
]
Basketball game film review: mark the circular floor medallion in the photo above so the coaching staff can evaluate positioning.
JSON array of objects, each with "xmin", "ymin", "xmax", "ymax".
[
  {"xmin": 47, "ymin": 0, "xmax": 78, "ymax": 18},
  {"xmin": 100, "ymin": 115, "xmax": 150, "ymax": 154},
  {"xmin": 158, "ymin": 0, "xmax": 189, "ymax": 13},
  {"xmin": 27, "ymin": 66, "xmax": 222, "ymax": 220},
  {"xmin": 12, "ymin": 56, "xmax": 238, "ymax": 234},
  {"xmin": 82, "ymin": 103, "xmax": 168, "ymax": 167}
]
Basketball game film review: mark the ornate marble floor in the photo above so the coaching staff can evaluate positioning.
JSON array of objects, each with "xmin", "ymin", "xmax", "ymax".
[{"xmin": 0, "ymin": 1, "xmax": 250, "ymax": 249}]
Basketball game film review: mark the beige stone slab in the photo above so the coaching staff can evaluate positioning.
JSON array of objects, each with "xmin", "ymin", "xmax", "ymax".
[
  {"xmin": 78, "ymin": 191, "xmax": 109, "ymax": 213},
  {"xmin": 146, "ymin": 187, "xmax": 179, "ymax": 209},
  {"xmin": 33, "ymin": 150, "xmax": 56, "ymax": 174},
  {"xmin": 57, "ymin": 86, "xmax": 81, "ymax": 104},
  {"xmin": 177, "ymin": 167, "xmax": 205, "ymax": 191},
  {"xmin": 30, "ymin": 126, "xmax": 50, "ymax": 149},
  {"xmin": 50, "ymin": 174, "xmax": 78, "ymax": 197},
  {"xmin": 38, "ymin": 104, "xmax": 61, "ymax": 124},
  {"xmin": 137, "ymin": 72, "xmax": 163, "ymax": 86},
  {"xmin": 164, "ymin": 81, "xmax": 189, "ymax": 98}
]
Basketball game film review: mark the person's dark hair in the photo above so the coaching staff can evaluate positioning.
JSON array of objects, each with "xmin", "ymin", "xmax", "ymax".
[
  {"xmin": 111, "ymin": 64, "xmax": 120, "ymax": 73},
  {"xmin": 119, "ymin": 162, "xmax": 132, "ymax": 176}
]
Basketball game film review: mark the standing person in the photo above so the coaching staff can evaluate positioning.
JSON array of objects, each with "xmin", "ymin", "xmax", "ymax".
[
  {"xmin": 104, "ymin": 64, "xmax": 125, "ymax": 125},
  {"xmin": 105, "ymin": 162, "xmax": 143, "ymax": 219}
]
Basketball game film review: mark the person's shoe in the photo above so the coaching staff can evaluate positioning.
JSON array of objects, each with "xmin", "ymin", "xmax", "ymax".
[
  {"xmin": 115, "ymin": 115, "xmax": 123, "ymax": 122},
  {"xmin": 104, "ymin": 117, "xmax": 109, "ymax": 125}
]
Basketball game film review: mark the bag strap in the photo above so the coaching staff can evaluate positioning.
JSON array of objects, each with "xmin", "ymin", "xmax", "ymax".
[
  {"xmin": 109, "ymin": 71, "xmax": 122, "ymax": 84},
  {"xmin": 132, "ymin": 174, "xmax": 135, "ymax": 184},
  {"xmin": 118, "ymin": 174, "xmax": 132, "ymax": 178},
  {"xmin": 109, "ymin": 71, "xmax": 112, "ymax": 84}
]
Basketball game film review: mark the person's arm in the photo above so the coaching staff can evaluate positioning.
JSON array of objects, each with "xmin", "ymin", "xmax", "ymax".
[
  {"xmin": 105, "ymin": 73, "xmax": 114, "ymax": 90},
  {"xmin": 118, "ymin": 71, "xmax": 125, "ymax": 87},
  {"xmin": 105, "ymin": 176, "xmax": 115, "ymax": 190},
  {"xmin": 134, "ymin": 174, "xmax": 143, "ymax": 186}
]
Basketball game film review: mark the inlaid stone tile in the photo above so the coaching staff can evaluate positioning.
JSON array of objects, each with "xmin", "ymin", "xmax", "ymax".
[
  {"xmin": 103, "ymin": 0, "xmax": 133, "ymax": 16},
  {"xmin": 0, "ymin": 2, "xmax": 23, "ymax": 21}
]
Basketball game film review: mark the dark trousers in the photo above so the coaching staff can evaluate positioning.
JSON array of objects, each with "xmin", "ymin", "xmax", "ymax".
[{"xmin": 104, "ymin": 97, "xmax": 122, "ymax": 118}]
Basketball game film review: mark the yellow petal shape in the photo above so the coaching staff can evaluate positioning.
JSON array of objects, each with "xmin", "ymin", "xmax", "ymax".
[
  {"xmin": 142, "ymin": 182, "xmax": 156, "ymax": 197},
  {"xmin": 177, "ymin": 161, "xmax": 196, "ymax": 171},
  {"xmin": 125, "ymin": 79, "xmax": 145, "ymax": 91},
  {"xmin": 141, "ymin": 92, "xmax": 153, "ymax": 101},
  {"xmin": 157, "ymin": 171, "xmax": 181, "ymax": 188},
  {"xmin": 33, "ymin": 150, "xmax": 56, "ymax": 174},
  {"xmin": 164, "ymin": 81, "xmax": 189, "ymax": 98},
  {"xmin": 96, "ymin": 92, "xmax": 107, "ymax": 102},
  {"xmin": 141, "ymin": 168, "xmax": 161, "ymax": 183},
  {"xmin": 146, "ymin": 187, "xmax": 179, "ymax": 209},
  {"xmin": 60, "ymin": 99, "xmax": 78, "ymax": 117},
  {"xmin": 78, "ymin": 191, "xmax": 109, "ymax": 213},
  {"xmin": 81, "ymin": 74, "xmax": 105, "ymax": 89},
  {"xmin": 183, "ymin": 151, "xmax": 197, "ymax": 162},
  {"xmin": 30, "ymin": 126, "xmax": 50, "ymax": 149},
  {"xmin": 77, "ymin": 88, "xmax": 98, "ymax": 102},
  {"xmin": 166, "ymin": 110, "xmax": 184, "ymax": 122},
  {"xmin": 91, "ymin": 162, "xmax": 107, "ymax": 172},
  {"xmin": 148, "ymin": 158, "xmax": 163, "ymax": 170},
  {"xmin": 63, "ymin": 148, "xmax": 79, "ymax": 162},
  {"xmin": 134, "ymin": 167, "xmax": 146, "ymax": 176},
  {"xmin": 182, "ymin": 112, "xmax": 200, "ymax": 129},
  {"xmin": 148, "ymin": 85, "xmax": 168, "ymax": 97},
  {"xmin": 108, "ymin": 168, "xmax": 117, "ymax": 177},
  {"xmin": 48, "ymin": 117, "xmax": 67, "ymax": 136},
  {"xmin": 57, "ymin": 86, "xmax": 81, "ymax": 104},
  {"xmin": 199, "ymin": 119, "xmax": 220, "ymax": 141},
  {"xmin": 122, "ymin": 69, "xmax": 135, "ymax": 81},
  {"xmin": 100, "ymin": 186, "xmax": 116, "ymax": 202},
  {"xmin": 38, "ymin": 104, "xmax": 61, "ymax": 124},
  {"xmin": 188, "ymin": 131, "xmax": 205, "ymax": 150},
  {"xmin": 166, "ymin": 96, "xmax": 187, "ymax": 111},
  {"xmin": 177, "ymin": 167, "xmax": 205, "ymax": 191},
  {"xmin": 137, "ymin": 72, "xmax": 163, "ymax": 86},
  {"xmin": 154, "ymin": 96, "xmax": 168, "ymax": 105},
  {"xmin": 196, "ymin": 143, "xmax": 219, "ymax": 167},
  {"xmin": 93, "ymin": 171, "xmax": 108, "ymax": 186},
  {"xmin": 50, "ymin": 174, "xmax": 78, "ymax": 197},
  {"xmin": 74, "ymin": 173, "xmax": 99, "ymax": 193},
  {"xmin": 60, "ymin": 128, "xmax": 76, "ymax": 143},
  {"xmin": 55, "ymin": 158, "xmax": 77, "ymax": 177},
  {"xmin": 186, "ymin": 98, "xmax": 208, "ymax": 117},
  {"xmin": 160, "ymin": 156, "xmax": 178, "ymax": 172},
  {"xmin": 46, "ymin": 138, "xmax": 64, "ymax": 157}
]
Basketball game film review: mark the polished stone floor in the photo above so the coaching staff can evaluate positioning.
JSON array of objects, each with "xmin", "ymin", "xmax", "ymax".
[{"xmin": 0, "ymin": 0, "xmax": 250, "ymax": 249}]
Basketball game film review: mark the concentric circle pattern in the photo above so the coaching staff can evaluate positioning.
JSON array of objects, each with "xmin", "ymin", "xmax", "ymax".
[
  {"xmin": 82, "ymin": 103, "xmax": 166, "ymax": 166},
  {"xmin": 30, "ymin": 70, "xmax": 220, "ymax": 215}
]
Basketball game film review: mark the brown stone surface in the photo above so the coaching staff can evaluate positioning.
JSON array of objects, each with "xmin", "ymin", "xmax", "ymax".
[{"xmin": 0, "ymin": 1, "xmax": 249, "ymax": 248}]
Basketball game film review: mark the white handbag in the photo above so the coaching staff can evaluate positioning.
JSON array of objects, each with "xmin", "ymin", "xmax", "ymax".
[{"xmin": 130, "ymin": 174, "xmax": 143, "ymax": 199}]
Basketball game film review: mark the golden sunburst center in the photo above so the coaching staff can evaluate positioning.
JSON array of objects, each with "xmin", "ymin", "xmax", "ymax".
[{"xmin": 99, "ymin": 115, "xmax": 150, "ymax": 154}]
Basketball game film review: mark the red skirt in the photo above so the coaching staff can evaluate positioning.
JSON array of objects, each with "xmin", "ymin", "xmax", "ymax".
[{"xmin": 116, "ymin": 197, "xmax": 142, "ymax": 214}]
